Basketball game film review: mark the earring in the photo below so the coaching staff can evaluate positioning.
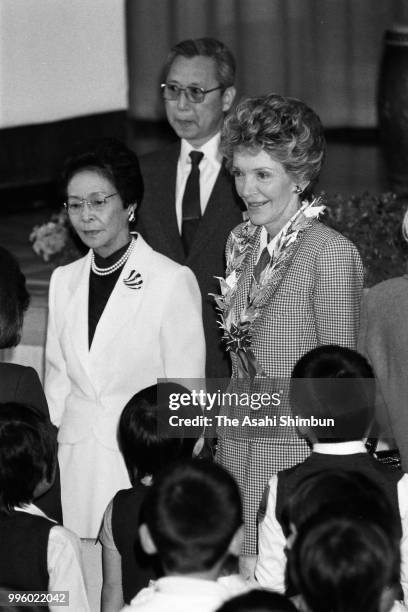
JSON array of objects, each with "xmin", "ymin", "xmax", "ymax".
[
  {"xmin": 294, "ymin": 185, "xmax": 303, "ymax": 194},
  {"xmin": 128, "ymin": 205, "xmax": 136, "ymax": 223}
]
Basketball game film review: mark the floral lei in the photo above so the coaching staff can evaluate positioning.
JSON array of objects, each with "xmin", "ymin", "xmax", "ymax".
[{"xmin": 212, "ymin": 197, "xmax": 325, "ymax": 378}]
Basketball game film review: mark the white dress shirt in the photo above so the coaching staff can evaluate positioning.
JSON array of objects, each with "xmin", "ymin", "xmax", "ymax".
[
  {"xmin": 121, "ymin": 574, "xmax": 249, "ymax": 612},
  {"xmin": 255, "ymin": 441, "xmax": 408, "ymax": 605},
  {"xmin": 175, "ymin": 133, "xmax": 223, "ymax": 233},
  {"xmin": 15, "ymin": 504, "xmax": 90, "ymax": 612}
]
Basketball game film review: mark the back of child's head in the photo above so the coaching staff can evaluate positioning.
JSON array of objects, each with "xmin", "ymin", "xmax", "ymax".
[
  {"xmin": 289, "ymin": 513, "xmax": 400, "ymax": 612},
  {"xmin": 290, "ymin": 344, "xmax": 375, "ymax": 441},
  {"xmin": 216, "ymin": 589, "xmax": 297, "ymax": 611},
  {"xmin": 281, "ymin": 470, "xmax": 399, "ymax": 542},
  {"xmin": 0, "ymin": 402, "xmax": 56, "ymax": 514},
  {"xmin": 119, "ymin": 383, "xmax": 204, "ymax": 483},
  {"xmin": 143, "ymin": 459, "xmax": 242, "ymax": 574}
]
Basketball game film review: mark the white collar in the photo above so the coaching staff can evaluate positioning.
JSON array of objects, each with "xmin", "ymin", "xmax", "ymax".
[
  {"xmin": 180, "ymin": 132, "xmax": 222, "ymax": 167},
  {"xmin": 14, "ymin": 502, "xmax": 56, "ymax": 523},
  {"xmin": 313, "ymin": 440, "xmax": 368, "ymax": 455},
  {"xmin": 259, "ymin": 207, "xmax": 300, "ymax": 254},
  {"xmin": 151, "ymin": 575, "xmax": 228, "ymax": 596}
]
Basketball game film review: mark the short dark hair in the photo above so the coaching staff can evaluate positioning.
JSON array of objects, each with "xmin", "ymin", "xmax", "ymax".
[
  {"xmin": 61, "ymin": 137, "xmax": 143, "ymax": 207},
  {"xmin": 118, "ymin": 383, "xmax": 203, "ymax": 484},
  {"xmin": 0, "ymin": 403, "xmax": 57, "ymax": 514},
  {"xmin": 216, "ymin": 589, "xmax": 297, "ymax": 612},
  {"xmin": 281, "ymin": 470, "xmax": 400, "ymax": 543},
  {"xmin": 0, "ymin": 247, "xmax": 30, "ymax": 349},
  {"xmin": 164, "ymin": 37, "xmax": 236, "ymax": 89},
  {"xmin": 144, "ymin": 459, "xmax": 242, "ymax": 573},
  {"xmin": 289, "ymin": 514, "xmax": 400, "ymax": 612},
  {"xmin": 290, "ymin": 345, "xmax": 375, "ymax": 441},
  {"xmin": 221, "ymin": 93, "xmax": 325, "ymax": 196}
]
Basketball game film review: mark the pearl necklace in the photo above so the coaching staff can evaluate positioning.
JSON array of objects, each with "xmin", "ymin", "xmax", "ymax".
[{"xmin": 91, "ymin": 238, "xmax": 135, "ymax": 276}]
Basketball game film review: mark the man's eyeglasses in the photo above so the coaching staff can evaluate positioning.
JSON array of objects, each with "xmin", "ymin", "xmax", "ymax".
[
  {"xmin": 161, "ymin": 83, "xmax": 222, "ymax": 103},
  {"xmin": 64, "ymin": 192, "xmax": 117, "ymax": 215}
]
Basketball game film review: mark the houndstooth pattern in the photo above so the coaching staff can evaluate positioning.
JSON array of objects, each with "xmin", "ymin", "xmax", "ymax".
[
  {"xmin": 216, "ymin": 436, "xmax": 309, "ymax": 555},
  {"xmin": 217, "ymin": 220, "xmax": 364, "ymax": 555}
]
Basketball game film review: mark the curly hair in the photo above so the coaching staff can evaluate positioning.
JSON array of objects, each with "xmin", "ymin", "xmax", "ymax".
[
  {"xmin": 402, "ymin": 207, "xmax": 408, "ymax": 243},
  {"xmin": 221, "ymin": 93, "xmax": 325, "ymax": 191}
]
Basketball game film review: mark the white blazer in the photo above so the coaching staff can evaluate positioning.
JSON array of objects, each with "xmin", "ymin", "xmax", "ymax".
[{"xmin": 45, "ymin": 234, "xmax": 206, "ymax": 450}]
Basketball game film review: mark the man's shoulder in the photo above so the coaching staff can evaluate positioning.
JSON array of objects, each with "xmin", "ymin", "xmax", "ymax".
[
  {"xmin": 367, "ymin": 276, "xmax": 408, "ymax": 308},
  {"xmin": 139, "ymin": 142, "xmax": 180, "ymax": 168},
  {"xmin": 0, "ymin": 362, "xmax": 31, "ymax": 378},
  {"xmin": 49, "ymin": 254, "xmax": 89, "ymax": 295}
]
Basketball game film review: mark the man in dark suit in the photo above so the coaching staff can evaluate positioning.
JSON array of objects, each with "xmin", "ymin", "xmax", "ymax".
[{"xmin": 137, "ymin": 38, "xmax": 244, "ymax": 379}]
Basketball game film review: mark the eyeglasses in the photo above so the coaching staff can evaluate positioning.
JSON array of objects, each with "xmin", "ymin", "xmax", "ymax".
[
  {"xmin": 64, "ymin": 192, "xmax": 117, "ymax": 215},
  {"xmin": 161, "ymin": 83, "xmax": 222, "ymax": 103}
]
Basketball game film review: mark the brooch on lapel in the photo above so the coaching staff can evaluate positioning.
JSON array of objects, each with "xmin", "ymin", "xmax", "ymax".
[{"xmin": 123, "ymin": 270, "xmax": 143, "ymax": 290}]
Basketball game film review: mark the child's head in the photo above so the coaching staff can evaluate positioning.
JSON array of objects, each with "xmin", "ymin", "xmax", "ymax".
[
  {"xmin": 289, "ymin": 514, "xmax": 400, "ymax": 612},
  {"xmin": 119, "ymin": 383, "xmax": 204, "ymax": 484},
  {"xmin": 281, "ymin": 470, "xmax": 399, "ymax": 543},
  {"xmin": 140, "ymin": 459, "xmax": 243, "ymax": 577},
  {"xmin": 0, "ymin": 402, "xmax": 57, "ymax": 514},
  {"xmin": 290, "ymin": 344, "xmax": 375, "ymax": 442},
  {"xmin": 216, "ymin": 589, "xmax": 298, "ymax": 612}
]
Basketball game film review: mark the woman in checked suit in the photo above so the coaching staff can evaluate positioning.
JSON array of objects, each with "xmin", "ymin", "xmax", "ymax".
[
  {"xmin": 45, "ymin": 139, "xmax": 205, "ymax": 538},
  {"xmin": 214, "ymin": 94, "xmax": 364, "ymax": 572}
]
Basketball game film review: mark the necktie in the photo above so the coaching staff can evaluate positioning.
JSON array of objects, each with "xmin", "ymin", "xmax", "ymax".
[
  {"xmin": 181, "ymin": 151, "xmax": 204, "ymax": 255},
  {"xmin": 253, "ymin": 241, "xmax": 272, "ymax": 284}
]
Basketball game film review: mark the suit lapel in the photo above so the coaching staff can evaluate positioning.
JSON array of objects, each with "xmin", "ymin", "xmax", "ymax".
[
  {"xmin": 64, "ymin": 252, "xmax": 92, "ymax": 375},
  {"xmin": 257, "ymin": 220, "xmax": 316, "ymax": 307},
  {"xmin": 187, "ymin": 163, "xmax": 238, "ymax": 261},
  {"xmin": 232, "ymin": 227, "xmax": 261, "ymax": 321},
  {"xmin": 152, "ymin": 144, "xmax": 185, "ymax": 261},
  {"xmin": 89, "ymin": 236, "xmax": 150, "ymax": 362}
]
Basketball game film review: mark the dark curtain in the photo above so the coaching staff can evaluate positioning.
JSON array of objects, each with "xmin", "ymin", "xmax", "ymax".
[{"xmin": 126, "ymin": 0, "xmax": 408, "ymax": 127}]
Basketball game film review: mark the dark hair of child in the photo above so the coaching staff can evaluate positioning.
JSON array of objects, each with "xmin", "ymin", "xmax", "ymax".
[
  {"xmin": 215, "ymin": 589, "xmax": 298, "ymax": 611},
  {"xmin": 118, "ymin": 382, "xmax": 204, "ymax": 485},
  {"xmin": 143, "ymin": 459, "xmax": 242, "ymax": 574},
  {"xmin": 0, "ymin": 402, "xmax": 56, "ymax": 515},
  {"xmin": 289, "ymin": 513, "xmax": 400, "ymax": 612},
  {"xmin": 290, "ymin": 344, "xmax": 375, "ymax": 441},
  {"xmin": 0, "ymin": 247, "xmax": 30, "ymax": 349},
  {"xmin": 281, "ymin": 470, "xmax": 400, "ymax": 543}
]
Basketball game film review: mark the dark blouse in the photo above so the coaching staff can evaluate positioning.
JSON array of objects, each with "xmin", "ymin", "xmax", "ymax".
[{"xmin": 88, "ymin": 240, "xmax": 132, "ymax": 348}]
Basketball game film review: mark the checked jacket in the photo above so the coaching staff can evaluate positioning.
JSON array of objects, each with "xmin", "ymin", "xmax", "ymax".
[{"xmin": 216, "ymin": 219, "xmax": 364, "ymax": 555}]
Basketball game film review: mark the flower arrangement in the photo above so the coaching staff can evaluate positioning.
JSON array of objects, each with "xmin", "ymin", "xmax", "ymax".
[
  {"xmin": 29, "ymin": 210, "xmax": 85, "ymax": 266},
  {"xmin": 322, "ymin": 191, "xmax": 408, "ymax": 287}
]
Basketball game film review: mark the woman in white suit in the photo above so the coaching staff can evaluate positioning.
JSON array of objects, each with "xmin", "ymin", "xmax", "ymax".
[{"xmin": 45, "ymin": 138, "xmax": 206, "ymax": 537}]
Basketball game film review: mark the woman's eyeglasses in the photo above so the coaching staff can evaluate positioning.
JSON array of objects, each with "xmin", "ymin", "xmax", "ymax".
[
  {"xmin": 64, "ymin": 192, "xmax": 117, "ymax": 215},
  {"xmin": 161, "ymin": 83, "xmax": 222, "ymax": 103}
]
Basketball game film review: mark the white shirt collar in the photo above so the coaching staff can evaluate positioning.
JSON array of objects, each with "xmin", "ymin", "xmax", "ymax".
[
  {"xmin": 313, "ymin": 440, "xmax": 368, "ymax": 455},
  {"xmin": 259, "ymin": 207, "xmax": 300, "ymax": 255},
  {"xmin": 14, "ymin": 502, "xmax": 56, "ymax": 522},
  {"xmin": 150, "ymin": 575, "xmax": 228, "ymax": 596},
  {"xmin": 180, "ymin": 132, "xmax": 222, "ymax": 167}
]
